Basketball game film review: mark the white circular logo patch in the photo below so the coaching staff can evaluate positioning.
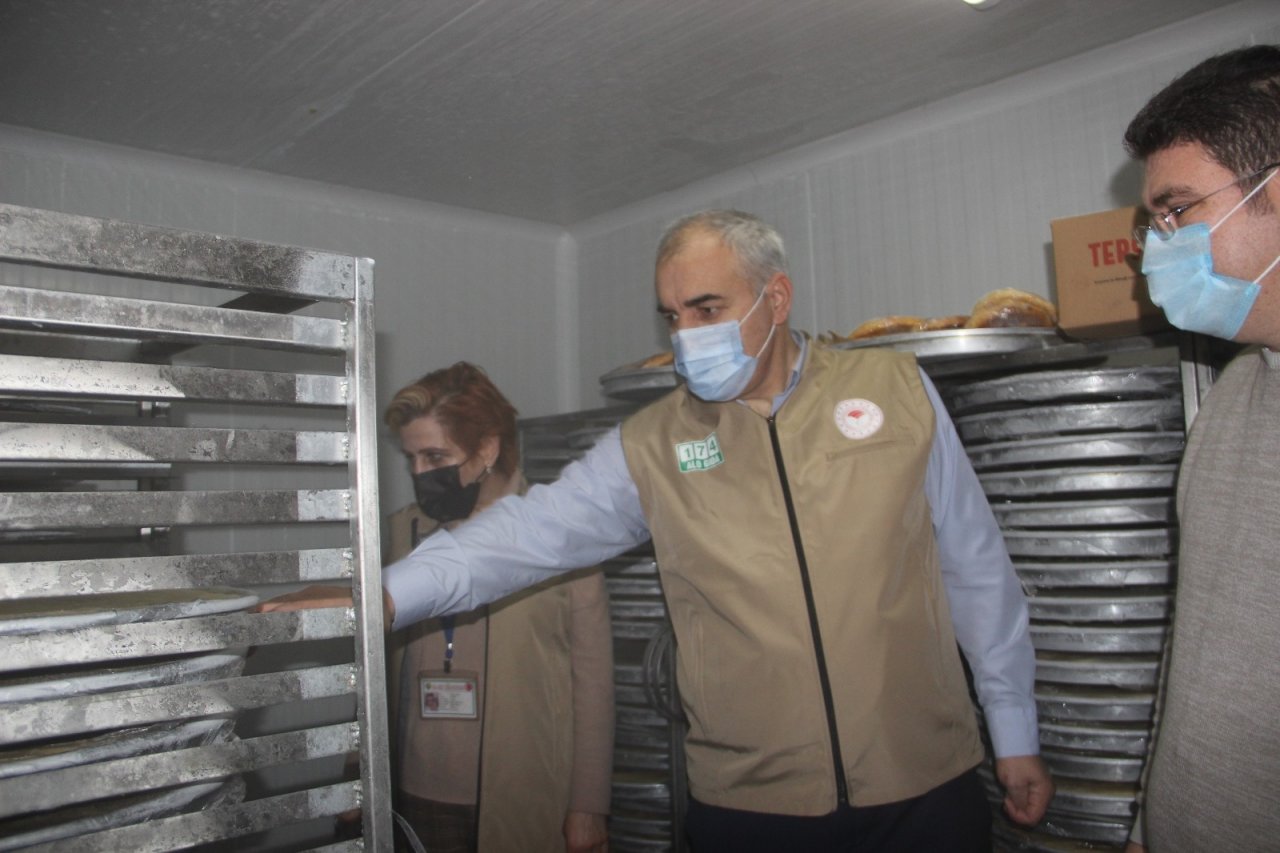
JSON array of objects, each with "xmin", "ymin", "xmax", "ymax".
[{"xmin": 834, "ymin": 398, "xmax": 884, "ymax": 440}]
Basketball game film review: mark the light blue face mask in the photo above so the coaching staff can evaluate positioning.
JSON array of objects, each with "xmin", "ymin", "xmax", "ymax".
[
  {"xmin": 671, "ymin": 286, "xmax": 777, "ymax": 402},
  {"xmin": 1142, "ymin": 168, "xmax": 1280, "ymax": 340}
]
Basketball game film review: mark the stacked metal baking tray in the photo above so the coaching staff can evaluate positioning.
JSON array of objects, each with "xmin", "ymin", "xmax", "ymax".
[
  {"xmin": 0, "ymin": 204, "xmax": 391, "ymax": 850},
  {"xmin": 935, "ymin": 354, "xmax": 1185, "ymax": 852},
  {"xmin": 520, "ymin": 398, "xmax": 688, "ymax": 853}
]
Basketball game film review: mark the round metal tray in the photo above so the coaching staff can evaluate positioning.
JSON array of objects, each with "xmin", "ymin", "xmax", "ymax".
[
  {"xmin": 1031, "ymin": 623, "xmax": 1167, "ymax": 655},
  {"xmin": 0, "ymin": 649, "xmax": 246, "ymax": 705},
  {"xmin": 1041, "ymin": 748, "xmax": 1144, "ymax": 783},
  {"xmin": 991, "ymin": 821, "xmax": 1122, "ymax": 852},
  {"xmin": 599, "ymin": 365, "xmax": 679, "ymax": 402},
  {"xmin": 0, "ymin": 717, "xmax": 231, "ymax": 780},
  {"xmin": 0, "ymin": 776, "xmax": 240, "ymax": 851},
  {"xmin": 567, "ymin": 426, "xmax": 614, "ymax": 450},
  {"xmin": 831, "ymin": 327, "xmax": 1063, "ymax": 361},
  {"xmin": 523, "ymin": 464, "xmax": 568, "ymax": 485},
  {"xmin": 1037, "ymin": 812, "xmax": 1133, "ymax": 846},
  {"xmin": 614, "ymin": 684, "xmax": 653, "ymax": 708},
  {"xmin": 522, "ymin": 446, "xmax": 580, "ymax": 464},
  {"xmin": 611, "ymin": 618, "xmax": 668, "ymax": 640},
  {"xmin": 614, "ymin": 725, "xmax": 671, "ymax": 751},
  {"xmin": 978, "ymin": 465, "xmax": 1177, "ymax": 498},
  {"xmin": 1038, "ymin": 720, "xmax": 1151, "ymax": 756},
  {"xmin": 1045, "ymin": 777, "xmax": 1139, "ymax": 820},
  {"xmin": 607, "ymin": 809, "xmax": 673, "ymax": 838},
  {"xmin": 955, "ymin": 399, "xmax": 1183, "ymax": 444},
  {"xmin": 604, "ymin": 557, "xmax": 660, "ymax": 575},
  {"xmin": 610, "ymin": 597, "xmax": 669, "ymax": 620},
  {"xmin": 616, "ymin": 704, "xmax": 670, "ymax": 729},
  {"xmin": 614, "ymin": 745, "xmax": 671, "ymax": 771},
  {"xmin": 1034, "ymin": 652, "xmax": 1161, "ymax": 689},
  {"xmin": 991, "ymin": 496, "xmax": 1174, "ymax": 529},
  {"xmin": 1014, "ymin": 559, "xmax": 1173, "ymax": 589},
  {"xmin": 612, "ymin": 771, "xmax": 671, "ymax": 802},
  {"xmin": 1002, "ymin": 528, "xmax": 1175, "ymax": 559},
  {"xmin": 613, "ymin": 662, "xmax": 644, "ymax": 685},
  {"xmin": 1028, "ymin": 591, "xmax": 1172, "ymax": 623},
  {"xmin": 0, "ymin": 587, "xmax": 260, "ymax": 637},
  {"xmin": 606, "ymin": 577, "xmax": 665, "ymax": 599},
  {"xmin": 966, "ymin": 432, "xmax": 1185, "ymax": 471},
  {"xmin": 943, "ymin": 365, "xmax": 1180, "ymax": 414},
  {"xmin": 1036, "ymin": 684, "xmax": 1157, "ymax": 723}
]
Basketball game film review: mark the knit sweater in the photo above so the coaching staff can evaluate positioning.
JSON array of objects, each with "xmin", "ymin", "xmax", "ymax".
[{"xmin": 1144, "ymin": 348, "xmax": 1280, "ymax": 850}]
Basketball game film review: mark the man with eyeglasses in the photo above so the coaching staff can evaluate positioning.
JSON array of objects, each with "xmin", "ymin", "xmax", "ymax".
[{"xmin": 1123, "ymin": 45, "xmax": 1280, "ymax": 852}]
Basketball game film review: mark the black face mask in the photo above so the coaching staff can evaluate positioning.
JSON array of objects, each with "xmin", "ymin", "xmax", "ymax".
[{"xmin": 412, "ymin": 464, "xmax": 482, "ymax": 522}]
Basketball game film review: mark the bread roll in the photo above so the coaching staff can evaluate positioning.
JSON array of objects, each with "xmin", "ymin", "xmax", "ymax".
[
  {"xmin": 848, "ymin": 315, "xmax": 925, "ymax": 340},
  {"xmin": 919, "ymin": 314, "xmax": 970, "ymax": 332},
  {"xmin": 965, "ymin": 289, "xmax": 1057, "ymax": 329},
  {"xmin": 639, "ymin": 350, "xmax": 674, "ymax": 368}
]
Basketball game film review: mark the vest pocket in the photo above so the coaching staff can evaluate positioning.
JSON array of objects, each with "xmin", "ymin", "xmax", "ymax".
[
  {"xmin": 672, "ymin": 610, "xmax": 710, "ymax": 740},
  {"xmin": 824, "ymin": 429, "xmax": 910, "ymax": 461}
]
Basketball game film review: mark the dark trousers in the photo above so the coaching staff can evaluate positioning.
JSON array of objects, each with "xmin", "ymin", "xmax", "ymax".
[{"xmin": 684, "ymin": 768, "xmax": 992, "ymax": 853}]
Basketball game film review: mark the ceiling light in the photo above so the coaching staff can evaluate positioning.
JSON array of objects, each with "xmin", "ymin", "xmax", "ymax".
[{"xmin": 962, "ymin": 0, "xmax": 1002, "ymax": 8}]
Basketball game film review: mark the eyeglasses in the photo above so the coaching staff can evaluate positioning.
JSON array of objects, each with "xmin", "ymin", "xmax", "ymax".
[{"xmin": 1133, "ymin": 162, "xmax": 1280, "ymax": 247}]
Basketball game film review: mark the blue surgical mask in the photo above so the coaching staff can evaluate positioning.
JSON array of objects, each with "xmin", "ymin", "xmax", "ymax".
[
  {"xmin": 671, "ymin": 286, "xmax": 777, "ymax": 402},
  {"xmin": 1142, "ymin": 168, "xmax": 1280, "ymax": 340}
]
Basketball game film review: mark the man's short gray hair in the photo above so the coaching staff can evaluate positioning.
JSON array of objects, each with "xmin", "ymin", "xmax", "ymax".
[{"xmin": 656, "ymin": 210, "xmax": 788, "ymax": 294}]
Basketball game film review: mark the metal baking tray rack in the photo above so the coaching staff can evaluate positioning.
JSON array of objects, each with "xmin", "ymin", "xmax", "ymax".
[{"xmin": 0, "ymin": 203, "xmax": 391, "ymax": 850}]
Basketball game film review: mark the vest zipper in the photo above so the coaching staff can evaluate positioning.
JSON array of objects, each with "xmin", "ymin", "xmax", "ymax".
[{"xmin": 767, "ymin": 414, "xmax": 850, "ymax": 808}]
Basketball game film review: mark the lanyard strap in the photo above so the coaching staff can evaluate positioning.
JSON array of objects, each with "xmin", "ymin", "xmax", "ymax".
[
  {"xmin": 411, "ymin": 517, "xmax": 457, "ymax": 673},
  {"xmin": 441, "ymin": 616, "xmax": 455, "ymax": 673}
]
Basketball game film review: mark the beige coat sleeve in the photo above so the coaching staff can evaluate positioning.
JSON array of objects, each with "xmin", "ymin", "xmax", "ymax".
[{"xmin": 566, "ymin": 568, "xmax": 616, "ymax": 815}]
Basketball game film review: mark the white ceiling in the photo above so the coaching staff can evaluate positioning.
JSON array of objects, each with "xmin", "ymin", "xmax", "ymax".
[{"xmin": 0, "ymin": 0, "xmax": 1230, "ymax": 225}]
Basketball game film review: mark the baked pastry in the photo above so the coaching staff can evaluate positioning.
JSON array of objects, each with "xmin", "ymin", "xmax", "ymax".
[
  {"xmin": 639, "ymin": 350, "xmax": 674, "ymax": 368},
  {"xmin": 919, "ymin": 314, "xmax": 970, "ymax": 332},
  {"xmin": 848, "ymin": 315, "xmax": 925, "ymax": 340},
  {"xmin": 965, "ymin": 289, "xmax": 1057, "ymax": 329}
]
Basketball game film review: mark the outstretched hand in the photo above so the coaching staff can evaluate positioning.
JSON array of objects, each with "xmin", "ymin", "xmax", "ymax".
[
  {"xmin": 996, "ymin": 754, "xmax": 1054, "ymax": 826},
  {"xmin": 253, "ymin": 584, "xmax": 396, "ymax": 627}
]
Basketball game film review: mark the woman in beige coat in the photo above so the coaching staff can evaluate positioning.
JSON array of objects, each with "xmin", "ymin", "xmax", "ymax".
[{"xmin": 383, "ymin": 362, "xmax": 614, "ymax": 853}]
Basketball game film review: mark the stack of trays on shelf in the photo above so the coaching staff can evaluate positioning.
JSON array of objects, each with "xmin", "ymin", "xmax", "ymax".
[
  {"xmin": 0, "ymin": 590, "xmax": 256, "ymax": 849},
  {"xmin": 518, "ymin": 408, "xmax": 635, "ymax": 485},
  {"xmin": 517, "ymin": 405, "xmax": 682, "ymax": 853},
  {"xmin": 606, "ymin": 554, "xmax": 678, "ymax": 853},
  {"xmin": 938, "ymin": 364, "xmax": 1185, "ymax": 852}
]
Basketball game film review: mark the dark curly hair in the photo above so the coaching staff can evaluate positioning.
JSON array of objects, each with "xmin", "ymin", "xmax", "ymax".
[
  {"xmin": 1124, "ymin": 45, "xmax": 1280, "ymax": 190},
  {"xmin": 383, "ymin": 362, "xmax": 519, "ymax": 477}
]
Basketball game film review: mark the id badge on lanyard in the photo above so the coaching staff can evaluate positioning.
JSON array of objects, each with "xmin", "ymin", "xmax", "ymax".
[{"xmin": 419, "ymin": 615, "xmax": 478, "ymax": 719}]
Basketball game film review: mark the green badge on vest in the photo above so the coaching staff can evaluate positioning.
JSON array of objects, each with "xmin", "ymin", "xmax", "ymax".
[{"xmin": 674, "ymin": 432, "xmax": 724, "ymax": 472}]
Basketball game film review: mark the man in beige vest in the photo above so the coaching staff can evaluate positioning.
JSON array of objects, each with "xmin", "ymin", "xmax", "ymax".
[{"xmin": 268, "ymin": 210, "xmax": 1052, "ymax": 851}]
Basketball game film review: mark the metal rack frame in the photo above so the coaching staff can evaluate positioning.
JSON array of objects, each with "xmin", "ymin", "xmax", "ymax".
[{"xmin": 0, "ymin": 203, "xmax": 391, "ymax": 850}]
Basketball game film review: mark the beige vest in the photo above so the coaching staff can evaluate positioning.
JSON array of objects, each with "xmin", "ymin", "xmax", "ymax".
[
  {"xmin": 620, "ymin": 344, "xmax": 982, "ymax": 814},
  {"xmin": 387, "ymin": 500, "xmax": 578, "ymax": 852}
]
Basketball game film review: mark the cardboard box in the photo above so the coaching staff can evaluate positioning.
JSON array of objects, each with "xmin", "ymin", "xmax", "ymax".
[{"xmin": 1051, "ymin": 205, "xmax": 1169, "ymax": 338}]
